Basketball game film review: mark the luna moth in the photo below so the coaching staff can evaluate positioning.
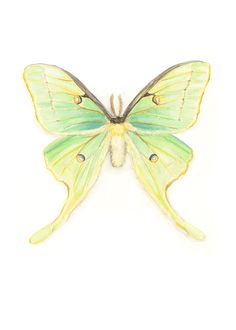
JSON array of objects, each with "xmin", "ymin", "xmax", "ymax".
[{"xmin": 23, "ymin": 61, "xmax": 210, "ymax": 244}]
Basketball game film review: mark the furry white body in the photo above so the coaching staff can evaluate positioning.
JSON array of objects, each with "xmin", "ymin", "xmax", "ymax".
[
  {"xmin": 108, "ymin": 123, "xmax": 127, "ymax": 167},
  {"xmin": 110, "ymin": 135, "xmax": 126, "ymax": 167}
]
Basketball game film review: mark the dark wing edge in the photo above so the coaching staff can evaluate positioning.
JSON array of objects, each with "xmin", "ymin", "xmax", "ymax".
[
  {"xmin": 26, "ymin": 63, "xmax": 112, "ymax": 121},
  {"xmin": 122, "ymin": 60, "xmax": 209, "ymax": 120}
]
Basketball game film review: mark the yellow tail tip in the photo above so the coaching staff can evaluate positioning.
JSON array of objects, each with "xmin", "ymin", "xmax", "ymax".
[
  {"xmin": 184, "ymin": 224, "xmax": 206, "ymax": 241},
  {"xmin": 190, "ymin": 229, "xmax": 206, "ymax": 241},
  {"xmin": 176, "ymin": 222, "xmax": 206, "ymax": 241},
  {"xmin": 29, "ymin": 224, "xmax": 53, "ymax": 244}
]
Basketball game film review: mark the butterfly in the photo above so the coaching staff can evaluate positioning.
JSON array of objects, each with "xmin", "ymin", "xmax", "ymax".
[{"xmin": 23, "ymin": 61, "xmax": 210, "ymax": 244}]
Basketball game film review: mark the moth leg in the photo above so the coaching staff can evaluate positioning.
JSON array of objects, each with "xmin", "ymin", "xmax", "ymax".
[{"xmin": 29, "ymin": 190, "xmax": 78, "ymax": 244}]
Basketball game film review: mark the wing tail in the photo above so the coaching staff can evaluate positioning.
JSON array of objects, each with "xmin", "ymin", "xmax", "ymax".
[
  {"xmin": 126, "ymin": 131, "xmax": 205, "ymax": 240},
  {"xmin": 158, "ymin": 193, "xmax": 205, "ymax": 240},
  {"xmin": 29, "ymin": 191, "xmax": 78, "ymax": 244},
  {"xmin": 29, "ymin": 131, "xmax": 110, "ymax": 243}
]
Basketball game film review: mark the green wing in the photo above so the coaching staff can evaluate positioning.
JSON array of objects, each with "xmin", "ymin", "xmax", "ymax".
[
  {"xmin": 125, "ymin": 131, "xmax": 205, "ymax": 240},
  {"xmin": 29, "ymin": 131, "xmax": 111, "ymax": 244},
  {"xmin": 124, "ymin": 61, "xmax": 210, "ymax": 239},
  {"xmin": 124, "ymin": 61, "xmax": 210, "ymax": 133},
  {"xmin": 24, "ymin": 64, "xmax": 110, "ymax": 134},
  {"xmin": 24, "ymin": 64, "xmax": 111, "ymax": 243}
]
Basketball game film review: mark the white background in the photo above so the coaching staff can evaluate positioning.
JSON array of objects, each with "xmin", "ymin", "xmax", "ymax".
[{"xmin": 0, "ymin": 0, "xmax": 234, "ymax": 329}]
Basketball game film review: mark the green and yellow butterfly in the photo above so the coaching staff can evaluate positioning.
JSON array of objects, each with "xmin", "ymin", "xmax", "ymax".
[{"xmin": 24, "ymin": 61, "xmax": 210, "ymax": 244}]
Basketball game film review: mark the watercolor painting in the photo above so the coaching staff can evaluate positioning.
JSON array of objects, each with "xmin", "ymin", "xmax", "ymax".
[{"xmin": 23, "ymin": 61, "xmax": 210, "ymax": 243}]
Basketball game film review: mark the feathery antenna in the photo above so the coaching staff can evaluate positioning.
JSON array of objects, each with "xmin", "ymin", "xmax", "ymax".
[
  {"xmin": 118, "ymin": 95, "xmax": 123, "ymax": 116},
  {"xmin": 110, "ymin": 94, "xmax": 116, "ymax": 116},
  {"xmin": 110, "ymin": 94, "xmax": 123, "ymax": 117}
]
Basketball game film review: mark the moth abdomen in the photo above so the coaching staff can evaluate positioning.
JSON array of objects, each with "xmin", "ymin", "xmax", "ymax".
[
  {"xmin": 108, "ymin": 123, "xmax": 126, "ymax": 167},
  {"xmin": 110, "ymin": 135, "xmax": 126, "ymax": 167}
]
